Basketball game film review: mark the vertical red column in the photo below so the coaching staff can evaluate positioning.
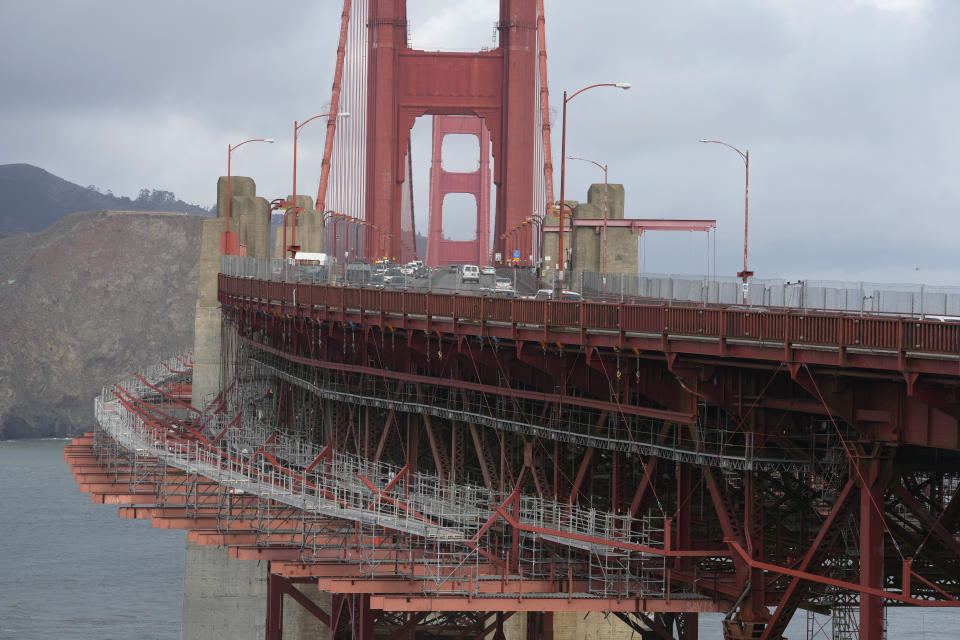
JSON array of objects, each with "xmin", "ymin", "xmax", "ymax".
[
  {"xmin": 859, "ymin": 456, "xmax": 889, "ymax": 640},
  {"xmin": 264, "ymin": 570, "xmax": 284, "ymax": 640},
  {"xmin": 493, "ymin": 0, "xmax": 537, "ymax": 263},
  {"xmin": 365, "ymin": 0, "xmax": 407, "ymax": 261},
  {"xmin": 426, "ymin": 116, "xmax": 492, "ymax": 267},
  {"xmin": 363, "ymin": 0, "xmax": 537, "ymax": 264}
]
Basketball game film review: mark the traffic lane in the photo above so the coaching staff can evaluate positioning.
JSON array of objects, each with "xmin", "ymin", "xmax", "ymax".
[
  {"xmin": 370, "ymin": 267, "xmax": 530, "ymax": 296},
  {"xmin": 426, "ymin": 269, "xmax": 496, "ymax": 293}
]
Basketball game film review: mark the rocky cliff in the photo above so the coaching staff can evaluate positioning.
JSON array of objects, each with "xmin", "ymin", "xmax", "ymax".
[{"xmin": 0, "ymin": 210, "xmax": 202, "ymax": 438}]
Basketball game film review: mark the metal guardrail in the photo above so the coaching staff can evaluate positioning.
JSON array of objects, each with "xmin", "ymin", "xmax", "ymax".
[
  {"xmin": 581, "ymin": 270, "xmax": 960, "ymax": 318},
  {"xmin": 219, "ymin": 273, "xmax": 960, "ymax": 361},
  {"xmin": 224, "ymin": 256, "xmax": 960, "ymax": 318}
]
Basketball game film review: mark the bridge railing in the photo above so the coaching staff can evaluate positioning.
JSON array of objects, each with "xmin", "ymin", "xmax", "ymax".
[
  {"xmin": 582, "ymin": 270, "xmax": 960, "ymax": 317},
  {"xmin": 220, "ymin": 273, "xmax": 960, "ymax": 360},
  {"xmin": 223, "ymin": 256, "xmax": 960, "ymax": 319}
]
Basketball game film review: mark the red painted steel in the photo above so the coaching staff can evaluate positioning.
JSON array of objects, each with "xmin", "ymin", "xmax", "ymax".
[
  {"xmin": 537, "ymin": 0, "xmax": 554, "ymax": 207},
  {"xmin": 426, "ymin": 116, "xmax": 492, "ymax": 267},
  {"xmin": 220, "ymin": 274, "xmax": 960, "ymax": 376},
  {"xmin": 315, "ymin": 0, "xmax": 352, "ymax": 214},
  {"xmin": 364, "ymin": 0, "xmax": 536, "ymax": 263}
]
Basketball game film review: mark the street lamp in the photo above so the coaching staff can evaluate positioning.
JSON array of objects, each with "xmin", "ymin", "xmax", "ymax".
[
  {"xmin": 700, "ymin": 138, "xmax": 752, "ymax": 303},
  {"xmin": 326, "ymin": 212, "xmax": 356, "ymax": 264},
  {"xmin": 288, "ymin": 112, "xmax": 350, "ymax": 258},
  {"xmin": 568, "ymin": 155, "xmax": 609, "ymax": 296},
  {"xmin": 327, "ymin": 213, "xmax": 342, "ymax": 262},
  {"xmin": 225, "ymin": 137, "xmax": 274, "ymax": 255},
  {"xmin": 557, "ymin": 82, "xmax": 629, "ymax": 290},
  {"xmin": 530, "ymin": 212, "xmax": 544, "ymax": 271}
]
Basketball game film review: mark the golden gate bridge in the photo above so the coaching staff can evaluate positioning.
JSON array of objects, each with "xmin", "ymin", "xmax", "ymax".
[{"xmin": 64, "ymin": 1, "xmax": 960, "ymax": 639}]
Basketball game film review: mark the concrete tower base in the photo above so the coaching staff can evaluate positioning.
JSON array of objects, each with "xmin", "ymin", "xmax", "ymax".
[{"xmin": 181, "ymin": 541, "xmax": 268, "ymax": 640}]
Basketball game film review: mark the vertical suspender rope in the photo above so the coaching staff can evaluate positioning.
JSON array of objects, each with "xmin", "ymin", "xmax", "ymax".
[
  {"xmin": 537, "ymin": 0, "xmax": 554, "ymax": 207},
  {"xmin": 316, "ymin": 0, "xmax": 352, "ymax": 214}
]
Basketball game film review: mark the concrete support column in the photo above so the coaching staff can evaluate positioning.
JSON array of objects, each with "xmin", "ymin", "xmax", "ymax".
[
  {"xmin": 217, "ymin": 175, "xmax": 255, "ymax": 220},
  {"xmin": 192, "ymin": 216, "xmax": 226, "ymax": 408},
  {"xmin": 233, "ymin": 194, "xmax": 270, "ymax": 258},
  {"xmin": 552, "ymin": 612, "xmax": 636, "ymax": 640},
  {"xmin": 181, "ymin": 541, "xmax": 267, "ymax": 640}
]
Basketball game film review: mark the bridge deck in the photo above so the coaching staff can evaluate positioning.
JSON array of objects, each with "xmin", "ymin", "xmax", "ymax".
[{"xmin": 220, "ymin": 274, "xmax": 960, "ymax": 377}]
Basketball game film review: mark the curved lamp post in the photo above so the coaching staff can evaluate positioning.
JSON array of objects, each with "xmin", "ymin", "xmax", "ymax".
[
  {"xmin": 568, "ymin": 155, "xmax": 609, "ymax": 295},
  {"xmin": 557, "ymin": 82, "xmax": 629, "ymax": 289},
  {"xmin": 328, "ymin": 212, "xmax": 346, "ymax": 263},
  {"xmin": 287, "ymin": 112, "xmax": 350, "ymax": 258},
  {"xmin": 700, "ymin": 138, "xmax": 751, "ymax": 303},
  {"xmin": 225, "ymin": 137, "xmax": 274, "ymax": 255},
  {"xmin": 531, "ymin": 213, "xmax": 544, "ymax": 271}
]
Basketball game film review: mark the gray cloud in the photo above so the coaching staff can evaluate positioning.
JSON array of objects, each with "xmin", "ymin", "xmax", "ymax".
[{"xmin": 1, "ymin": 0, "xmax": 957, "ymax": 284}]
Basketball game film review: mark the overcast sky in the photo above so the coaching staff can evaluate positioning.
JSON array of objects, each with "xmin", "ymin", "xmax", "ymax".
[{"xmin": 1, "ymin": 0, "xmax": 957, "ymax": 284}]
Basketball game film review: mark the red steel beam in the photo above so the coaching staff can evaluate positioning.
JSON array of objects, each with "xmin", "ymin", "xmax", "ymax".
[
  {"xmin": 368, "ymin": 595, "xmax": 723, "ymax": 613},
  {"xmin": 314, "ymin": 0, "xmax": 351, "ymax": 213},
  {"xmin": 725, "ymin": 540, "xmax": 960, "ymax": 608}
]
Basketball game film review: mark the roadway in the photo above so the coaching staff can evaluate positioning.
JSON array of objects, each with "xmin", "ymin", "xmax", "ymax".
[{"xmin": 389, "ymin": 267, "xmax": 538, "ymax": 296}]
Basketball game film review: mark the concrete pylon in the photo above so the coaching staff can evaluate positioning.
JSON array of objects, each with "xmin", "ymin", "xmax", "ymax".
[
  {"xmin": 586, "ymin": 183, "xmax": 625, "ymax": 219},
  {"xmin": 186, "ymin": 177, "xmax": 268, "ymax": 640},
  {"xmin": 180, "ymin": 541, "xmax": 267, "ymax": 640},
  {"xmin": 216, "ymin": 175, "xmax": 255, "ymax": 220},
  {"xmin": 191, "ymin": 215, "xmax": 226, "ymax": 410},
  {"xmin": 233, "ymin": 195, "xmax": 270, "ymax": 258},
  {"xmin": 494, "ymin": 611, "xmax": 638, "ymax": 640},
  {"xmin": 277, "ymin": 195, "xmax": 324, "ymax": 258}
]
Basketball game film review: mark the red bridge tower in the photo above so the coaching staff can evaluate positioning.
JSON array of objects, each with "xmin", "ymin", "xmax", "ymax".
[
  {"xmin": 425, "ymin": 116, "xmax": 492, "ymax": 268},
  {"xmin": 364, "ymin": 0, "xmax": 537, "ymax": 263}
]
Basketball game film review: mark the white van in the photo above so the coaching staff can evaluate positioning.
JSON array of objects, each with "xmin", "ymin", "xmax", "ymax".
[{"xmin": 461, "ymin": 264, "xmax": 480, "ymax": 283}]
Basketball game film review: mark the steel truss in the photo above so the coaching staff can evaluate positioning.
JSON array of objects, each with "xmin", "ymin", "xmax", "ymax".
[{"xmin": 71, "ymin": 290, "xmax": 960, "ymax": 640}]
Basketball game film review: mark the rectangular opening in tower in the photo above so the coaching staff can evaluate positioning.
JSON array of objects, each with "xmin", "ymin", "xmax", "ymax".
[
  {"xmin": 441, "ymin": 134, "xmax": 480, "ymax": 173},
  {"xmin": 405, "ymin": 0, "xmax": 499, "ymax": 51},
  {"xmin": 442, "ymin": 193, "xmax": 478, "ymax": 241}
]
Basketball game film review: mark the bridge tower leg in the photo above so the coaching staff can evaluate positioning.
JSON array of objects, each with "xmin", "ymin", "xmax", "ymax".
[
  {"xmin": 676, "ymin": 464, "xmax": 699, "ymax": 640},
  {"xmin": 425, "ymin": 116, "xmax": 492, "ymax": 268},
  {"xmin": 364, "ymin": 0, "xmax": 536, "ymax": 264},
  {"xmin": 858, "ymin": 451, "xmax": 892, "ymax": 640}
]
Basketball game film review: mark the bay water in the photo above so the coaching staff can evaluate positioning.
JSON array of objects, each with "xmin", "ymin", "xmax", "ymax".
[{"xmin": 0, "ymin": 439, "xmax": 183, "ymax": 639}]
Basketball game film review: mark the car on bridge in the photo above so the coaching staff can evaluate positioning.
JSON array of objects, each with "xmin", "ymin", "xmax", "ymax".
[
  {"xmin": 401, "ymin": 260, "xmax": 428, "ymax": 278},
  {"xmin": 532, "ymin": 288, "xmax": 582, "ymax": 301},
  {"xmin": 494, "ymin": 277, "xmax": 513, "ymax": 291},
  {"xmin": 382, "ymin": 267, "xmax": 406, "ymax": 288},
  {"xmin": 480, "ymin": 265, "xmax": 495, "ymax": 276},
  {"xmin": 461, "ymin": 264, "xmax": 480, "ymax": 283}
]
